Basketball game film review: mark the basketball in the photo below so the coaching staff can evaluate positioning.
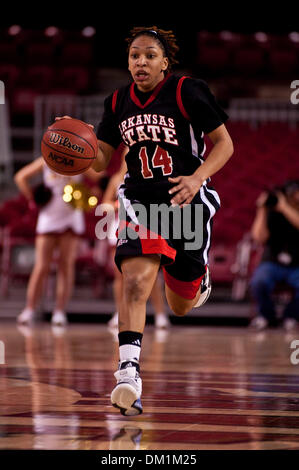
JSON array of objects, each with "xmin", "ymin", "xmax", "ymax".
[{"xmin": 41, "ymin": 118, "xmax": 98, "ymax": 175}]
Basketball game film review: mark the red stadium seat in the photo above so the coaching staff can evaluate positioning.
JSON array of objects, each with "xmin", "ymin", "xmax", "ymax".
[
  {"xmin": 0, "ymin": 42, "xmax": 19, "ymax": 63},
  {"xmin": 11, "ymin": 87, "xmax": 40, "ymax": 115},
  {"xmin": 19, "ymin": 66, "xmax": 54, "ymax": 92},
  {"xmin": 209, "ymin": 245, "xmax": 237, "ymax": 284},
  {"xmin": 0, "ymin": 195, "xmax": 37, "ymax": 296},
  {"xmin": 52, "ymin": 66, "xmax": 90, "ymax": 93},
  {"xmin": 268, "ymin": 48, "xmax": 298, "ymax": 75},
  {"xmin": 24, "ymin": 42, "xmax": 57, "ymax": 65},
  {"xmin": 232, "ymin": 47, "xmax": 266, "ymax": 74},
  {"xmin": 0, "ymin": 215, "xmax": 36, "ymax": 297},
  {"xmin": 197, "ymin": 45, "xmax": 231, "ymax": 72},
  {"xmin": 0, "ymin": 64, "xmax": 20, "ymax": 94},
  {"xmin": 59, "ymin": 42, "xmax": 94, "ymax": 66}
]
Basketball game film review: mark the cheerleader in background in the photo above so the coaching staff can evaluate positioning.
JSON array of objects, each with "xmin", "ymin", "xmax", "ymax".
[{"xmin": 14, "ymin": 156, "xmax": 98, "ymax": 325}]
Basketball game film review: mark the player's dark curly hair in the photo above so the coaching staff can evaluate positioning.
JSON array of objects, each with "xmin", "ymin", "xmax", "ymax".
[{"xmin": 126, "ymin": 26, "xmax": 179, "ymax": 73}]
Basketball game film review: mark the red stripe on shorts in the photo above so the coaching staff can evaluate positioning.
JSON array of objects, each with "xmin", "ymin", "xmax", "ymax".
[
  {"xmin": 162, "ymin": 267, "xmax": 205, "ymax": 300},
  {"xmin": 117, "ymin": 220, "xmax": 176, "ymax": 262}
]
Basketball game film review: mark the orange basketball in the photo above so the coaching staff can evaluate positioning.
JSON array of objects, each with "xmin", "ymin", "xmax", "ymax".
[{"xmin": 41, "ymin": 118, "xmax": 97, "ymax": 175}]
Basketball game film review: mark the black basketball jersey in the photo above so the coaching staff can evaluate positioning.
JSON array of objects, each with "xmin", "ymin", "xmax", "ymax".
[{"xmin": 97, "ymin": 73, "xmax": 228, "ymax": 203}]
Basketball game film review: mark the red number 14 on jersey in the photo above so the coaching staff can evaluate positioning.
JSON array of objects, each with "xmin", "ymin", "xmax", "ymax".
[{"xmin": 139, "ymin": 145, "xmax": 173, "ymax": 179}]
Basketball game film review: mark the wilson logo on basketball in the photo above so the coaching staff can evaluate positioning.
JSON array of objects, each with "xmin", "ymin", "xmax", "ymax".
[
  {"xmin": 48, "ymin": 152, "xmax": 74, "ymax": 167},
  {"xmin": 49, "ymin": 132, "xmax": 84, "ymax": 154}
]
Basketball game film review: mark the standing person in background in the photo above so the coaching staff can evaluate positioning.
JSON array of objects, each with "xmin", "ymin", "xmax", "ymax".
[
  {"xmin": 250, "ymin": 180, "xmax": 299, "ymax": 331},
  {"xmin": 102, "ymin": 155, "xmax": 170, "ymax": 329},
  {"xmin": 14, "ymin": 157, "xmax": 96, "ymax": 326}
]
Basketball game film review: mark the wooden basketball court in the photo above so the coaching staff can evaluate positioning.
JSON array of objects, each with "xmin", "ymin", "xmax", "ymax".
[{"xmin": 0, "ymin": 323, "xmax": 298, "ymax": 450}]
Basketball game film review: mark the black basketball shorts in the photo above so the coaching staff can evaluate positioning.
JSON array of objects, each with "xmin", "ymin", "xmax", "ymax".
[{"xmin": 114, "ymin": 184, "xmax": 220, "ymax": 300}]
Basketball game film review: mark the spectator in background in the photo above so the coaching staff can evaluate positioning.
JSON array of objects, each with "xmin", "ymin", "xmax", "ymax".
[
  {"xmin": 249, "ymin": 180, "xmax": 299, "ymax": 331},
  {"xmin": 14, "ymin": 157, "xmax": 98, "ymax": 326}
]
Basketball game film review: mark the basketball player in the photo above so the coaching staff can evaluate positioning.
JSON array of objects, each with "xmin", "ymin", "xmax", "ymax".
[{"xmin": 57, "ymin": 26, "xmax": 234, "ymax": 416}]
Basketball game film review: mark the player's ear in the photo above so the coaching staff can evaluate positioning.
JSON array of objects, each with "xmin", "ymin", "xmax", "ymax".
[{"xmin": 161, "ymin": 57, "xmax": 168, "ymax": 72}]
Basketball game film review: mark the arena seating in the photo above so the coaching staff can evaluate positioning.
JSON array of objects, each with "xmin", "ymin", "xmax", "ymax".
[
  {"xmin": 0, "ymin": 26, "xmax": 96, "ymax": 119},
  {"xmin": 0, "ymin": 195, "xmax": 36, "ymax": 296},
  {"xmin": 196, "ymin": 31, "xmax": 299, "ymax": 78},
  {"xmin": 1, "ymin": 27, "xmax": 298, "ymax": 120},
  {"xmin": 209, "ymin": 121, "xmax": 299, "ymax": 291},
  {"xmin": 212, "ymin": 122, "xmax": 299, "ymax": 239}
]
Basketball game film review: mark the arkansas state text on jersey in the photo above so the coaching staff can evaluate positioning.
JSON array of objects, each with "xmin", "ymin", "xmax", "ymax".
[{"xmin": 119, "ymin": 114, "xmax": 178, "ymax": 147}]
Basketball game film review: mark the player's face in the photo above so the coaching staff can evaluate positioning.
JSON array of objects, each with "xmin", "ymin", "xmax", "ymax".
[{"xmin": 128, "ymin": 35, "xmax": 169, "ymax": 92}]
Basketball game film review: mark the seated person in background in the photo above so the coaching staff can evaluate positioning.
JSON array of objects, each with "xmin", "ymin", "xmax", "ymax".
[{"xmin": 249, "ymin": 180, "xmax": 299, "ymax": 331}]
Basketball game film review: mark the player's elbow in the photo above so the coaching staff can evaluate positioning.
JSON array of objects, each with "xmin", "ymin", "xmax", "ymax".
[
  {"xmin": 93, "ymin": 142, "xmax": 114, "ymax": 173},
  {"xmin": 226, "ymin": 135, "xmax": 234, "ymax": 159},
  {"xmin": 91, "ymin": 158, "xmax": 103, "ymax": 173},
  {"xmin": 92, "ymin": 150, "xmax": 107, "ymax": 173},
  {"xmin": 215, "ymin": 133, "xmax": 234, "ymax": 161}
]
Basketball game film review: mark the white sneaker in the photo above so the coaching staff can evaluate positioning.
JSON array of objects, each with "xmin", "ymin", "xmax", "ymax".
[
  {"xmin": 108, "ymin": 312, "xmax": 119, "ymax": 328},
  {"xmin": 155, "ymin": 313, "xmax": 170, "ymax": 329},
  {"xmin": 51, "ymin": 310, "xmax": 67, "ymax": 326},
  {"xmin": 193, "ymin": 265, "xmax": 212, "ymax": 308},
  {"xmin": 249, "ymin": 316, "xmax": 269, "ymax": 331},
  {"xmin": 17, "ymin": 308, "xmax": 34, "ymax": 324},
  {"xmin": 111, "ymin": 359, "xmax": 143, "ymax": 416},
  {"xmin": 17, "ymin": 324, "xmax": 33, "ymax": 338},
  {"xmin": 283, "ymin": 318, "xmax": 297, "ymax": 332},
  {"xmin": 154, "ymin": 328, "xmax": 169, "ymax": 343},
  {"xmin": 51, "ymin": 325, "xmax": 66, "ymax": 337}
]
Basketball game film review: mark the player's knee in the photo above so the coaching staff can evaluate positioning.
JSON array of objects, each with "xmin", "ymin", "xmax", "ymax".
[
  {"xmin": 171, "ymin": 303, "xmax": 191, "ymax": 317},
  {"xmin": 123, "ymin": 273, "xmax": 149, "ymax": 302},
  {"xmin": 165, "ymin": 289, "xmax": 193, "ymax": 316}
]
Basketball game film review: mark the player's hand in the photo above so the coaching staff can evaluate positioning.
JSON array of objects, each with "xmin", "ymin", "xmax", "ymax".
[
  {"xmin": 55, "ymin": 116, "xmax": 94, "ymax": 130},
  {"xmin": 168, "ymin": 175, "xmax": 203, "ymax": 208}
]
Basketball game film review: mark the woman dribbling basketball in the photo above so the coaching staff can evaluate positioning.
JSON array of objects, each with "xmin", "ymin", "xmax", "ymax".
[{"xmin": 57, "ymin": 26, "xmax": 234, "ymax": 415}]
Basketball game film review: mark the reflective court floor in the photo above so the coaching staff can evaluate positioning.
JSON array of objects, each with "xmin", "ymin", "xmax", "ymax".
[{"xmin": 0, "ymin": 322, "xmax": 299, "ymax": 450}]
